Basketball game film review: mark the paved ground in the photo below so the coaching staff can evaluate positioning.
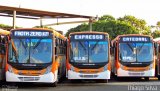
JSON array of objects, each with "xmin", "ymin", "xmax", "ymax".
[{"xmin": 1, "ymin": 78, "xmax": 160, "ymax": 91}]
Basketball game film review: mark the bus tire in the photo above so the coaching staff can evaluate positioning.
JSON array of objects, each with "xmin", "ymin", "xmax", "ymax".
[
  {"xmin": 144, "ymin": 77, "xmax": 149, "ymax": 81},
  {"xmin": 115, "ymin": 77, "xmax": 120, "ymax": 81},
  {"xmin": 52, "ymin": 81, "xmax": 58, "ymax": 87},
  {"xmin": 103, "ymin": 79, "xmax": 108, "ymax": 83},
  {"xmin": 52, "ymin": 72, "xmax": 59, "ymax": 87}
]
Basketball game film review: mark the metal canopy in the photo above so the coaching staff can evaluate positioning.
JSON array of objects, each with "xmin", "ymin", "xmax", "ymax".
[{"xmin": 0, "ymin": 5, "xmax": 93, "ymax": 19}]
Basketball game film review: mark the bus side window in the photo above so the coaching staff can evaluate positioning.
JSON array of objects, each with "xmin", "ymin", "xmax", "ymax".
[
  {"xmin": 56, "ymin": 38, "xmax": 61, "ymax": 55},
  {"xmin": 55, "ymin": 38, "xmax": 66, "ymax": 55},
  {"xmin": 110, "ymin": 41, "xmax": 114, "ymax": 55},
  {"xmin": 155, "ymin": 44, "xmax": 157, "ymax": 58},
  {"xmin": 56, "ymin": 37, "xmax": 58, "ymax": 46},
  {"xmin": 114, "ymin": 42, "xmax": 117, "ymax": 59},
  {"xmin": 158, "ymin": 44, "xmax": 160, "ymax": 58},
  {"xmin": 0, "ymin": 36, "xmax": 5, "ymax": 55},
  {"xmin": 0, "ymin": 35, "xmax": 2, "ymax": 54},
  {"xmin": 55, "ymin": 37, "xmax": 57, "ymax": 55}
]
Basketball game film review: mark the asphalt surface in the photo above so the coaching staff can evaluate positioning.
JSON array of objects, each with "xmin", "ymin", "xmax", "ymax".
[{"xmin": 1, "ymin": 77, "xmax": 160, "ymax": 91}]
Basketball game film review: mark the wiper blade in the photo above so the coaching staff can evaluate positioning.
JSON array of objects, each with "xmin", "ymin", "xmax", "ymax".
[
  {"xmin": 138, "ymin": 43, "xmax": 145, "ymax": 52},
  {"xmin": 91, "ymin": 41, "xmax": 99, "ymax": 50},
  {"xmin": 79, "ymin": 41, "xmax": 87, "ymax": 50},
  {"xmin": 20, "ymin": 39, "xmax": 27, "ymax": 50},
  {"xmin": 33, "ymin": 39, "xmax": 42, "ymax": 49},
  {"xmin": 127, "ymin": 43, "xmax": 134, "ymax": 52}
]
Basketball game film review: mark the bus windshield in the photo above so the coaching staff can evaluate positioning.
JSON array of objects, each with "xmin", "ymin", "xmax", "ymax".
[
  {"xmin": 119, "ymin": 43, "xmax": 153, "ymax": 62},
  {"xmin": 70, "ymin": 41, "xmax": 108, "ymax": 63},
  {"xmin": 9, "ymin": 38, "xmax": 52, "ymax": 64}
]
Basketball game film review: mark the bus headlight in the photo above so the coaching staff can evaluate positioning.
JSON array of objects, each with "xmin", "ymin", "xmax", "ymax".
[
  {"xmin": 70, "ymin": 65, "xmax": 75, "ymax": 71},
  {"xmin": 45, "ymin": 65, "xmax": 52, "ymax": 74},
  {"xmin": 8, "ymin": 65, "xmax": 13, "ymax": 73},
  {"xmin": 149, "ymin": 64, "xmax": 153, "ymax": 70},
  {"xmin": 104, "ymin": 65, "xmax": 108, "ymax": 71},
  {"xmin": 120, "ymin": 64, "xmax": 125, "ymax": 69}
]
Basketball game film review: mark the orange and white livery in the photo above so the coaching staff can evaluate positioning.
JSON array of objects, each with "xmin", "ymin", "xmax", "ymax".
[
  {"xmin": 0, "ymin": 29, "xmax": 10, "ymax": 81},
  {"xmin": 111, "ymin": 34, "xmax": 155, "ymax": 80},
  {"xmin": 66, "ymin": 31, "xmax": 111, "ymax": 82},
  {"xmin": 6, "ymin": 28, "xmax": 66, "ymax": 86},
  {"xmin": 153, "ymin": 38, "xmax": 160, "ymax": 80}
]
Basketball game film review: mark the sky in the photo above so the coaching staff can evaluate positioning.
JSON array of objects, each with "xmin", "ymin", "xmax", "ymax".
[{"xmin": 0, "ymin": 0, "xmax": 160, "ymax": 34}]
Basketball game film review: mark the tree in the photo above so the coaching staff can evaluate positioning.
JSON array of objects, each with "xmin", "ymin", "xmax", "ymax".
[
  {"xmin": 33, "ymin": 26, "xmax": 54, "ymax": 30},
  {"xmin": 156, "ymin": 21, "xmax": 160, "ymax": 30},
  {"xmin": 98, "ymin": 15, "xmax": 115, "ymax": 22},
  {"xmin": 65, "ymin": 15, "xmax": 148, "ymax": 39},
  {"xmin": 65, "ymin": 23, "xmax": 88, "ymax": 37},
  {"xmin": 0, "ymin": 24, "xmax": 13, "ymax": 31},
  {"xmin": 152, "ymin": 30, "xmax": 160, "ymax": 38},
  {"xmin": 118, "ymin": 15, "xmax": 150, "ymax": 35},
  {"xmin": 0, "ymin": 24, "xmax": 21, "ymax": 31}
]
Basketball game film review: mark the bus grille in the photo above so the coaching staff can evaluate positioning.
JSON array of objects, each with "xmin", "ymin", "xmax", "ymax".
[
  {"xmin": 79, "ymin": 75, "xmax": 98, "ymax": 78},
  {"xmin": 79, "ymin": 71, "xmax": 99, "ymax": 73},
  {"xmin": 128, "ymin": 72, "xmax": 145, "ymax": 76},
  {"xmin": 18, "ymin": 77, "xmax": 40, "ymax": 81}
]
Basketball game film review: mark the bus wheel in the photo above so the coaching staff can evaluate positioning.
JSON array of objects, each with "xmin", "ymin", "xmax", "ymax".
[
  {"xmin": 52, "ymin": 81, "xmax": 58, "ymax": 87},
  {"xmin": 144, "ymin": 77, "xmax": 149, "ymax": 81},
  {"xmin": 52, "ymin": 74, "xmax": 59, "ymax": 87},
  {"xmin": 158, "ymin": 76, "xmax": 160, "ymax": 80},
  {"xmin": 103, "ymin": 79, "xmax": 108, "ymax": 83}
]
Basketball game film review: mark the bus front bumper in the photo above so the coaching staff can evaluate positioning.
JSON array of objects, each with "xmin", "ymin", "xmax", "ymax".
[
  {"xmin": 117, "ymin": 68, "xmax": 155, "ymax": 77},
  {"xmin": 68, "ymin": 70, "xmax": 110, "ymax": 80},
  {"xmin": 6, "ymin": 71, "xmax": 57, "ymax": 83}
]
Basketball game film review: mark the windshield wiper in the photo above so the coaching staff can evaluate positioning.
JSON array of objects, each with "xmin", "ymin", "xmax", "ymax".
[
  {"xmin": 20, "ymin": 39, "xmax": 27, "ymax": 50},
  {"xmin": 126, "ymin": 43, "xmax": 134, "ymax": 52},
  {"xmin": 91, "ymin": 41, "xmax": 99, "ymax": 50},
  {"xmin": 33, "ymin": 39, "xmax": 42, "ymax": 49},
  {"xmin": 79, "ymin": 41, "xmax": 87, "ymax": 50},
  {"xmin": 138, "ymin": 43, "xmax": 145, "ymax": 53}
]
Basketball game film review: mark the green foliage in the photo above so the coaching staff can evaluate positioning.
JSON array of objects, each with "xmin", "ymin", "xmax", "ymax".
[
  {"xmin": 98, "ymin": 15, "xmax": 115, "ymax": 22},
  {"xmin": 152, "ymin": 30, "xmax": 160, "ymax": 38},
  {"xmin": 65, "ymin": 23, "xmax": 88, "ymax": 37},
  {"xmin": 118, "ymin": 15, "xmax": 150, "ymax": 35},
  {"xmin": 157, "ymin": 21, "xmax": 160, "ymax": 26},
  {"xmin": 92, "ymin": 20, "xmax": 139, "ymax": 39},
  {"xmin": 0, "ymin": 24, "xmax": 21, "ymax": 31},
  {"xmin": 0, "ymin": 24, "xmax": 13, "ymax": 30},
  {"xmin": 33, "ymin": 26, "xmax": 54, "ymax": 30},
  {"xmin": 65, "ymin": 15, "xmax": 146, "ymax": 39}
]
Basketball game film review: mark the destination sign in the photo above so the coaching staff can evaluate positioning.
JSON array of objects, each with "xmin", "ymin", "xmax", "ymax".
[
  {"xmin": 120, "ymin": 36, "xmax": 151, "ymax": 42},
  {"xmin": 13, "ymin": 31, "xmax": 50, "ymax": 37},
  {"xmin": 72, "ymin": 34, "xmax": 105, "ymax": 40}
]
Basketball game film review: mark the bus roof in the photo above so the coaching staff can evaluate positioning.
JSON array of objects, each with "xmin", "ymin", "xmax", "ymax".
[
  {"xmin": 10, "ymin": 28, "xmax": 66, "ymax": 40},
  {"xmin": 112, "ymin": 34, "xmax": 153, "ymax": 42},
  {"xmin": 0, "ymin": 29, "xmax": 10, "ymax": 35},
  {"xmin": 153, "ymin": 37, "xmax": 160, "ymax": 43},
  {"xmin": 69, "ymin": 31, "xmax": 109, "ymax": 36}
]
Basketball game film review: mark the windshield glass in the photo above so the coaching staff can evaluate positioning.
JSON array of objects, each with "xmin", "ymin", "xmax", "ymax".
[
  {"xmin": 119, "ymin": 43, "xmax": 153, "ymax": 62},
  {"xmin": 9, "ymin": 38, "xmax": 52, "ymax": 64},
  {"xmin": 70, "ymin": 41, "xmax": 108, "ymax": 63}
]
